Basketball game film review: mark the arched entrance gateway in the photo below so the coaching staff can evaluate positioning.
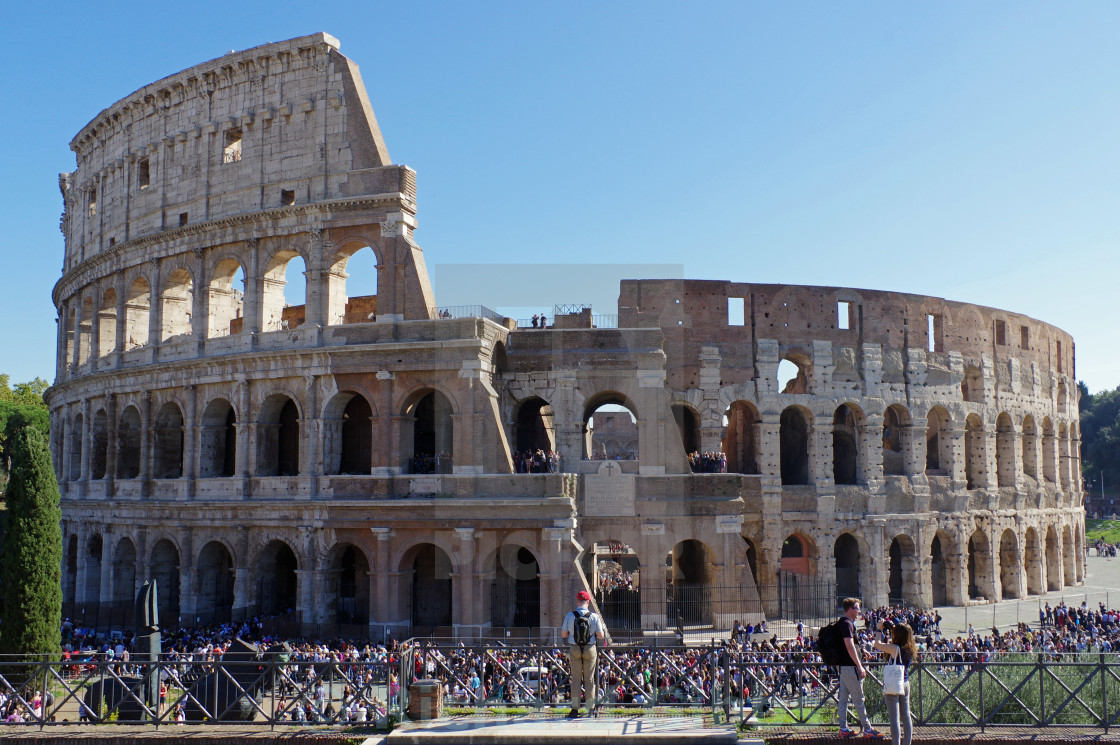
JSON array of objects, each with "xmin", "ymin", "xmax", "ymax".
[
  {"xmin": 834, "ymin": 533, "xmax": 861, "ymax": 601},
  {"xmin": 254, "ymin": 540, "xmax": 298, "ymax": 616},
  {"xmin": 999, "ymin": 529, "xmax": 1021, "ymax": 600},
  {"xmin": 930, "ymin": 535, "xmax": 948, "ymax": 606},
  {"xmin": 404, "ymin": 544, "xmax": 453, "ymax": 633},
  {"xmin": 584, "ymin": 541, "xmax": 641, "ymax": 632},
  {"xmin": 968, "ymin": 529, "xmax": 993, "ymax": 601},
  {"xmin": 327, "ymin": 544, "xmax": 370, "ymax": 629},
  {"xmin": 489, "ymin": 545, "xmax": 540, "ymax": 629},
  {"xmin": 196, "ymin": 542, "xmax": 234, "ymax": 625},
  {"xmin": 667, "ymin": 540, "xmax": 713, "ymax": 626}
]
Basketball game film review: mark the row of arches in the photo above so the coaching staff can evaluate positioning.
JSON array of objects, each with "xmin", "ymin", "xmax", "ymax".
[
  {"xmin": 62, "ymin": 241, "xmax": 380, "ymax": 370},
  {"xmin": 64, "ymin": 535, "xmax": 543, "ymax": 632},
  {"xmin": 783, "ymin": 521, "xmax": 1085, "ymax": 606},
  {"xmin": 61, "ymin": 388, "xmax": 454, "ymax": 482}
]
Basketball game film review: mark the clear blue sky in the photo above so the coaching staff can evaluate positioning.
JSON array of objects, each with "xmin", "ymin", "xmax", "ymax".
[{"xmin": 2, "ymin": 2, "xmax": 1117, "ymax": 391}]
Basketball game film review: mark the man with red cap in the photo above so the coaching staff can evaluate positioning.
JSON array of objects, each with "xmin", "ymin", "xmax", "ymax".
[{"xmin": 561, "ymin": 589, "xmax": 604, "ymax": 717}]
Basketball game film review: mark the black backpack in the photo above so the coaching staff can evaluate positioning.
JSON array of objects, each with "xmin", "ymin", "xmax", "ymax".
[
  {"xmin": 573, "ymin": 609, "xmax": 593, "ymax": 648},
  {"xmin": 817, "ymin": 618, "xmax": 848, "ymax": 666}
]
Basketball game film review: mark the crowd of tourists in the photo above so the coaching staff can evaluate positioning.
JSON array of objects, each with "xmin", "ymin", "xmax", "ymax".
[
  {"xmin": 687, "ymin": 451, "xmax": 727, "ymax": 473},
  {"xmin": 513, "ymin": 449, "xmax": 560, "ymax": 473},
  {"xmin": 1093, "ymin": 539, "xmax": 1120, "ymax": 557}
]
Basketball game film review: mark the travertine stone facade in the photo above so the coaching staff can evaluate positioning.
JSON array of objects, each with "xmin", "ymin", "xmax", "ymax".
[{"xmin": 48, "ymin": 34, "xmax": 1085, "ymax": 640}]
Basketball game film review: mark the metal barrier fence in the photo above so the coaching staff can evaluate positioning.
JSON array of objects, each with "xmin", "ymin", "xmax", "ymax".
[
  {"xmin": 7, "ymin": 646, "xmax": 1120, "ymax": 730},
  {"xmin": 0, "ymin": 655, "xmax": 395, "ymax": 728}
]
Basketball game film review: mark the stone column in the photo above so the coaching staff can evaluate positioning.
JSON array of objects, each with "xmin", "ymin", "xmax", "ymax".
[
  {"xmin": 859, "ymin": 414, "xmax": 885, "ymax": 489},
  {"xmin": 304, "ymin": 231, "xmax": 326, "ymax": 327},
  {"xmin": 88, "ymin": 290, "xmax": 101, "ymax": 370},
  {"xmin": 184, "ymin": 385, "xmax": 198, "ymax": 490},
  {"xmin": 1058, "ymin": 431, "xmax": 1073, "ymax": 490},
  {"xmin": 454, "ymin": 528, "xmax": 477, "ymax": 634},
  {"xmin": 302, "ymin": 374, "xmax": 319, "ymax": 489},
  {"xmin": 105, "ymin": 394, "xmax": 118, "ymax": 489},
  {"xmin": 948, "ymin": 428, "xmax": 967, "ymax": 487},
  {"xmin": 807, "ymin": 420, "xmax": 829, "ymax": 487},
  {"xmin": 237, "ymin": 380, "xmax": 251, "ymax": 479},
  {"xmin": 79, "ymin": 399, "xmax": 92, "ymax": 483},
  {"xmin": 73, "ymin": 530, "xmax": 89, "ymax": 609},
  {"xmin": 640, "ymin": 523, "xmax": 667, "ymax": 630},
  {"xmin": 98, "ymin": 531, "xmax": 112, "ymax": 626},
  {"xmin": 951, "ymin": 530, "xmax": 969, "ymax": 606},
  {"xmin": 370, "ymin": 528, "xmax": 393, "ymax": 634},
  {"xmin": 71, "ymin": 295, "xmax": 84, "ymax": 370},
  {"xmin": 242, "ymin": 238, "xmax": 262, "ymax": 337}
]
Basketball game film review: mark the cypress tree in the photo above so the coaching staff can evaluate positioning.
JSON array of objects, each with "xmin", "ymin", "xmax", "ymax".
[{"xmin": 0, "ymin": 426, "xmax": 62, "ymax": 657}]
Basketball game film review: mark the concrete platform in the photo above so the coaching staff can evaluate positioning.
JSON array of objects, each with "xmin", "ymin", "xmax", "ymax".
[{"xmin": 382, "ymin": 715, "xmax": 744, "ymax": 745}]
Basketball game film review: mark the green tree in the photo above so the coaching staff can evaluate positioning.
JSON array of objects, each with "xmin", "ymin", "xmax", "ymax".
[
  {"xmin": 1078, "ymin": 383, "xmax": 1120, "ymax": 499},
  {"xmin": 0, "ymin": 375, "xmax": 50, "ymax": 498},
  {"xmin": 0, "ymin": 426, "xmax": 62, "ymax": 657}
]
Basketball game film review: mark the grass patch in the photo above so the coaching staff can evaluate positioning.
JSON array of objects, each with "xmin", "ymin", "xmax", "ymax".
[{"xmin": 1086, "ymin": 519, "xmax": 1120, "ymax": 543}]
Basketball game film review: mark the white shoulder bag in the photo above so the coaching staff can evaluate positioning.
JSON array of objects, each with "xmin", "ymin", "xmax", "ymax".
[{"xmin": 882, "ymin": 647, "xmax": 906, "ymax": 696}]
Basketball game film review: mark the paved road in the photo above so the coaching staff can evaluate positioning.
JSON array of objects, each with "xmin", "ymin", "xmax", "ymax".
[{"xmin": 934, "ymin": 552, "xmax": 1120, "ymax": 635}]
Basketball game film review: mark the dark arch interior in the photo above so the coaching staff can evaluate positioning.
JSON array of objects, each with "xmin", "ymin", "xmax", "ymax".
[
  {"xmin": 412, "ymin": 544, "xmax": 453, "ymax": 628},
  {"xmin": 256, "ymin": 542, "xmax": 298, "ymax": 615},
  {"xmin": 834, "ymin": 534, "xmax": 860, "ymax": 600},
  {"xmin": 832, "ymin": 405, "xmax": 858, "ymax": 485},
  {"xmin": 340, "ymin": 395, "xmax": 373, "ymax": 474},
  {"xmin": 780, "ymin": 408, "xmax": 809, "ymax": 485},
  {"xmin": 491, "ymin": 545, "xmax": 540, "ymax": 628},
  {"xmin": 515, "ymin": 397, "xmax": 554, "ymax": 453}
]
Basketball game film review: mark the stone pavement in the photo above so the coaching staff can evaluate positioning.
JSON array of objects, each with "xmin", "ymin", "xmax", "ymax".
[{"xmin": 385, "ymin": 714, "xmax": 740, "ymax": 745}]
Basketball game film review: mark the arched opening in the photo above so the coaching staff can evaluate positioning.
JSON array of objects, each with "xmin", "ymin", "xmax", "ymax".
[
  {"xmin": 888, "ymin": 536, "xmax": 916, "ymax": 605},
  {"xmin": 159, "ymin": 267, "xmax": 194, "ymax": 342},
  {"xmin": 327, "ymin": 244, "xmax": 379, "ymax": 325},
  {"xmin": 124, "ymin": 277, "xmax": 151, "ymax": 349},
  {"xmin": 328, "ymin": 544, "xmax": 370, "ymax": 628},
  {"xmin": 964, "ymin": 414, "xmax": 985, "ymax": 490},
  {"xmin": 834, "ymin": 533, "xmax": 861, "ymax": 601},
  {"xmin": 882, "ymin": 405, "xmax": 908, "ymax": 476},
  {"xmin": 925, "ymin": 406, "xmax": 952, "ymax": 474},
  {"xmin": 403, "ymin": 390, "xmax": 454, "ymax": 473},
  {"xmin": 196, "ymin": 541, "xmax": 234, "ymax": 625},
  {"xmin": 116, "ymin": 406, "xmax": 142, "ymax": 479},
  {"xmin": 1022, "ymin": 415, "xmax": 1038, "ymax": 480},
  {"xmin": 1045, "ymin": 526, "xmax": 1061, "ymax": 591},
  {"xmin": 967, "ymin": 529, "xmax": 991, "ymax": 600},
  {"xmin": 65, "ymin": 307, "xmax": 75, "ymax": 367},
  {"xmin": 64, "ymin": 534, "xmax": 78, "ymax": 611},
  {"xmin": 78, "ymin": 296, "xmax": 93, "ymax": 365},
  {"xmin": 91, "ymin": 408, "xmax": 108, "ymax": 480},
  {"xmin": 207, "ymin": 259, "xmax": 245, "ymax": 337},
  {"xmin": 99, "ymin": 288, "xmax": 117, "ymax": 356},
  {"xmin": 584, "ymin": 394, "xmax": 638, "ymax": 460},
  {"xmin": 672, "ymin": 404, "xmax": 701, "ymax": 460},
  {"xmin": 69, "ymin": 413, "xmax": 83, "ymax": 481},
  {"xmin": 996, "ymin": 413, "xmax": 1016, "ymax": 487},
  {"xmin": 779, "ymin": 533, "xmax": 819, "ymax": 618},
  {"xmin": 777, "ymin": 356, "xmax": 809, "ymax": 394},
  {"xmin": 490, "ymin": 545, "xmax": 541, "ymax": 628},
  {"xmin": 962, "ymin": 365, "xmax": 984, "ymax": 404},
  {"xmin": 514, "ymin": 397, "xmax": 555, "ymax": 470},
  {"xmin": 998, "ymin": 529, "xmax": 1020, "ymax": 600},
  {"xmin": 153, "ymin": 402, "xmax": 185, "ymax": 479},
  {"xmin": 832, "ymin": 404, "xmax": 859, "ymax": 485},
  {"xmin": 780, "ymin": 406, "xmax": 810, "ymax": 485},
  {"xmin": 405, "ymin": 543, "xmax": 453, "ymax": 631},
  {"xmin": 253, "ymin": 540, "xmax": 298, "ymax": 616},
  {"xmin": 1057, "ymin": 380, "xmax": 1068, "ymax": 415},
  {"xmin": 1062, "ymin": 525, "xmax": 1075, "ymax": 585},
  {"xmin": 339, "ymin": 395, "xmax": 373, "ymax": 474},
  {"xmin": 1024, "ymin": 527, "xmax": 1043, "ymax": 595},
  {"xmin": 930, "ymin": 535, "xmax": 947, "ymax": 606},
  {"xmin": 668, "ymin": 539, "xmax": 713, "ymax": 626},
  {"xmin": 258, "ymin": 394, "xmax": 300, "ymax": 476},
  {"xmin": 150, "ymin": 539, "xmax": 181, "ymax": 626},
  {"xmin": 112, "ymin": 538, "xmax": 137, "ymax": 613},
  {"xmin": 722, "ymin": 401, "xmax": 760, "ymax": 474},
  {"xmin": 262, "ymin": 250, "xmax": 307, "ymax": 331},
  {"xmin": 84, "ymin": 534, "xmax": 103, "ymax": 616},
  {"xmin": 1042, "ymin": 418, "xmax": 1057, "ymax": 483},
  {"xmin": 585, "ymin": 541, "xmax": 641, "ymax": 632},
  {"xmin": 199, "ymin": 399, "xmax": 237, "ymax": 478}
]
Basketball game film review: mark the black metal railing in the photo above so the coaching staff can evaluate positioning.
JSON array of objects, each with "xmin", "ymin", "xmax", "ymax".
[{"xmin": 406, "ymin": 454, "xmax": 453, "ymax": 474}]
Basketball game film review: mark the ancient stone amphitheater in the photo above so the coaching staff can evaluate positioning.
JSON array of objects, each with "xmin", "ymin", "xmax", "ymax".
[{"xmin": 48, "ymin": 33, "xmax": 1085, "ymax": 640}]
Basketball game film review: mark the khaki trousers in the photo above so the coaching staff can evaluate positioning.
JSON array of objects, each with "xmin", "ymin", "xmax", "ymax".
[{"xmin": 568, "ymin": 645, "xmax": 598, "ymax": 709}]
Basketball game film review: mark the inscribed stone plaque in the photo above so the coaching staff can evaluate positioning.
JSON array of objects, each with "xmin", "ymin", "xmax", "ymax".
[
  {"xmin": 410, "ymin": 476, "xmax": 442, "ymax": 495},
  {"xmin": 584, "ymin": 461, "xmax": 636, "ymax": 517}
]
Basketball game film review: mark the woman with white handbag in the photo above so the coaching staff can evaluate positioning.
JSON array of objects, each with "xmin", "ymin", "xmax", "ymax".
[{"xmin": 872, "ymin": 621, "xmax": 916, "ymax": 745}]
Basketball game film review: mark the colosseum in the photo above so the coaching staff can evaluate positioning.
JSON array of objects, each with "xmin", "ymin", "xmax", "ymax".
[{"xmin": 47, "ymin": 33, "xmax": 1085, "ymax": 640}]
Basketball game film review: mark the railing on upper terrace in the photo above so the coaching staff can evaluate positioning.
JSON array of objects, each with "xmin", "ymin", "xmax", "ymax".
[{"xmin": 429, "ymin": 305, "xmax": 506, "ymax": 323}]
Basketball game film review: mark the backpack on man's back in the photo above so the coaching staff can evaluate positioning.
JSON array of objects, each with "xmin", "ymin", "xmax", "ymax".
[
  {"xmin": 817, "ymin": 618, "xmax": 849, "ymax": 666},
  {"xmin": 573, "ymin": 608, "xmax": 593, "ymax": 648}
]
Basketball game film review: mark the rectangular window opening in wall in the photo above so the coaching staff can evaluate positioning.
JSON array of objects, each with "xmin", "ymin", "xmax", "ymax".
[
  {"xmin": 1020, "ymin": 325, "xmax": 1029, "ymax": 350},
  {"xmin": 837, "ymin": 301, "xmax": 851, "ymax": 330},
  {"xmin": 1056, "ymin": 340, "xmax": 1063, "ymax": 372},
  {"xmin": 223, "ymin": 128, "xmax": 243, "ymax": 164},
  {"xmin": 179, "ymin": 212, "xmax": 188, "ymax": 227},
  {"xmin": 109, "ymin": 237, "xmax": 115, "ymax": 247},
  {"xmin": 728, "ymin": 297, "xmax": 745, "ymax": 326},
  {"xmin": 994, "ymin": 319, "xmax": 1006, "ymax": 346},
  {"xmin": 88, "ymin": 188, "xmax": 97, "ymax": 217},
  {"xmin": 138, "ymin": 158, "xmax": 150, "ymax": 189},
  {"xmin": 928, "ymin": 314, "xmax": 944, "ymax": 353},
  {"xmin": 281, "ymin": 189, "xmax": 295, "ymax": 206}
]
